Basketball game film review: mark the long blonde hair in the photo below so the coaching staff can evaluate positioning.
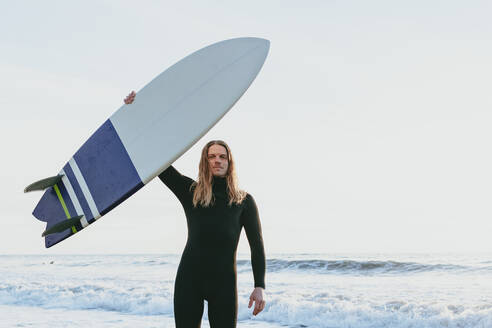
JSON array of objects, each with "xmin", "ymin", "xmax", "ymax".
[{"xmin": 191, "ymin": 140, "xmax": 246, "ymax": 207}]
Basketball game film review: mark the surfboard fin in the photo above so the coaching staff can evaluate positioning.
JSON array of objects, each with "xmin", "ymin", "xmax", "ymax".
[
  {"xmin": 24, "ymin": 175, "xmax": 64, "ymax": 193},
  {"xmin": 42, "ymin": 215, "xmax": 83, "ymax": 237}
]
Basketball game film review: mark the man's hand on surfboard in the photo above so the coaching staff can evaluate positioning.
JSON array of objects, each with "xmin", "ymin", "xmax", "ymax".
[
  {"xmin": 248, "ymin": 287, "xmax": 266, "ymax": 316},
  {"xmin": 124, "ymin": 91, "xmax": 136, "ymax": 104}
]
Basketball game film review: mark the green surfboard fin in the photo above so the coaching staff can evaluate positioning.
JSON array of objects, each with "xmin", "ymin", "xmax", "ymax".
[
  {"xmin": 24, "ymin": 175, "xmax": 64, "ymax": 193},
  {"xmin": 42, "ymin": 215, "xmax": 83, "ymax": 237}
]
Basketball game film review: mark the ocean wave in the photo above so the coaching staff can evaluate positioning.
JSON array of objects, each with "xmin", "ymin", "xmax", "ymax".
[
  {"xmin": 237, "ymin": 259, "xmax": 480, "ymax": 275},
  {"xmin": 238, "ymin": 294, "xmax": 492, "ymax": 328},
  {"xmin": 3, "ymin": 281, "xmax": 491, "ymax": 328},
  {"xmin": 0, "ymin": 282, "xmax": 173, "ymax": 315}
]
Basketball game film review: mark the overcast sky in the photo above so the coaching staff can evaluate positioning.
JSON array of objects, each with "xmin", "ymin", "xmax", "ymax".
[{"xmin": 2, "ymin": 0, "xmax": 492, "ymax": 255}]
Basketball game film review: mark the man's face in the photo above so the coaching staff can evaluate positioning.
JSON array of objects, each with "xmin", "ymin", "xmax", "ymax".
[{"xmin": 208, "ymin": 144, "xmax": 229, "ymax": 177}]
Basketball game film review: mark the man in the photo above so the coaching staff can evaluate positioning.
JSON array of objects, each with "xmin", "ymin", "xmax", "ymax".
[{"xmin": 125, "ymin": 92, "xmax": 266, "ymax": 328}]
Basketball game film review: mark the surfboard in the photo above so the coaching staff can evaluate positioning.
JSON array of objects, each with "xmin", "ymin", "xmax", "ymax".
[{"xmin": 27, "ymin": 37, "xmax": 270, "ymax": 248}]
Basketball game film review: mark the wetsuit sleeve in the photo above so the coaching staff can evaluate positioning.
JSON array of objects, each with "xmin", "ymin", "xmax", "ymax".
[
  {"xmin": 158, "ymin": 165, "xmax": 195, "ymax": 204},
  {"xmin": 241, "ymin": 194, "xmax": 266, "ymax": 289}
]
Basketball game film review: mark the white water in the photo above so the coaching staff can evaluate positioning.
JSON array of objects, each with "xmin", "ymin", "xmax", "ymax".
[{"xmin": 1, "ymin": 253, "xmax": 491, "ymax": 327}]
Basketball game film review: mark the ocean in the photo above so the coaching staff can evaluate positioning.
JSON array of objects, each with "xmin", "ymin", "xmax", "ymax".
[{"xmin": 0, "ymin": 253, "xmax": 491, "ymax": 327}]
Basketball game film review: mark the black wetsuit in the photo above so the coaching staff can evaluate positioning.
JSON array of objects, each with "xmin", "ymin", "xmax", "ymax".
[{"xmin": 158, "ymin": 166, "xmax": 266, "ymax": 328}]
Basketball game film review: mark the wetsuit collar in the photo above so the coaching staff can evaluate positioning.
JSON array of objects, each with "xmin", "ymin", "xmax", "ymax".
[{"xmin": 212, "ymin": 176, "xmax": 228, "ymax": 192}]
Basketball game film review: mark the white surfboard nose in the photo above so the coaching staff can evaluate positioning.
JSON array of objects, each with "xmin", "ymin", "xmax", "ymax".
[
  {"xmin": 110, "ymin": 37, "xmax": 270, "ymax": 183},
  {"xmin": 236, "ymin": 37, "xmax": 270, "ymax": 62},
  {"xmin": 232, "ymin": 37, "xmax": 270, "ymax": 49},
  {"xmin": 217, "ymin": 37, "xmax": 270, "ymax": 58}
]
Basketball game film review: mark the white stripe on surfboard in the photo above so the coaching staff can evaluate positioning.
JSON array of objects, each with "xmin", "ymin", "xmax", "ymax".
[
  {"xmin": 69, "ymin": 158, "xmax": 101, "ymax": 220},
  {"xmin": 59, "ymin": 168, "xmax": 89, "ymax": 228}
]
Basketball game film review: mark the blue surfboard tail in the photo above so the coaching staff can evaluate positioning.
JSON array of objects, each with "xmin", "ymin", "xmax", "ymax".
[
  {"xmin": 32, "ymin": 187, "xmax": 66, "ymax": 223},
  {"xmin": 33, "ymin": 180, "xmax": 145, "ymax": 248},
  {"xmin": 31, "ymin": 118, "xmax": 146, "ymax": 248}
]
